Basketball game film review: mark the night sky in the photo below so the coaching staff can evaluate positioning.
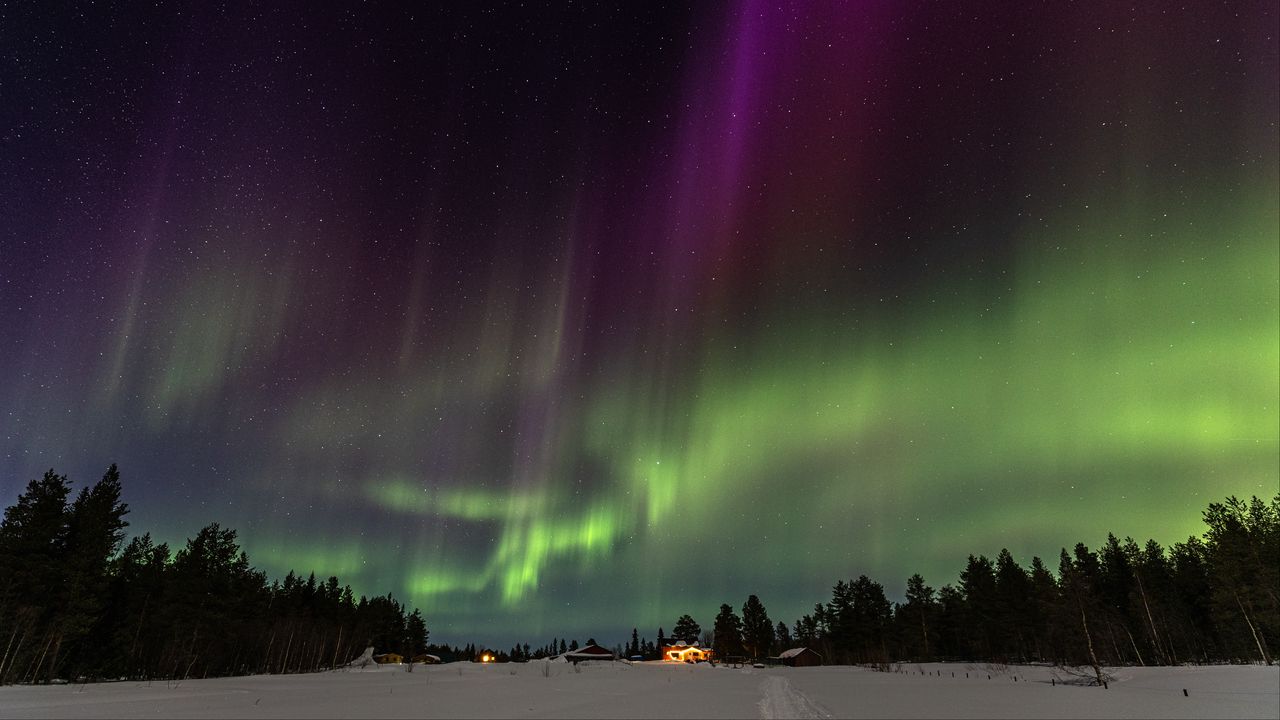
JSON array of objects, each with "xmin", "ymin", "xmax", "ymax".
[{"xmin": 2, "ymin": 2, "xmax": 1277, "ymax": 647}]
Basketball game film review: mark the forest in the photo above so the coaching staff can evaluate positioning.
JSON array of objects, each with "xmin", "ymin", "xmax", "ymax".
[
  {"xmin": 654, "ymin": 495, "xmax": 1277, "ymax": 683},
  {"xmin": 0, "ymin": 464, "xmax": 1275, "ymax": 684}
]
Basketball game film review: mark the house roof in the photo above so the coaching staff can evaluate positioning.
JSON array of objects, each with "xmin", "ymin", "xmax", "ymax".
[
  {"xmin": 779, "ymin": 647, "xmax": 821, "ymax": 659},
  {"xmin": 564, "ymin": 644, "xmax": 613, "ymax": 657}
]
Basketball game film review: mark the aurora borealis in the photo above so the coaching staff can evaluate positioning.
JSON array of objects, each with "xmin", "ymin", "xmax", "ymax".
[{"xmin": 1, "ymin": 1, "xmax": 1277, "ymax": 647}]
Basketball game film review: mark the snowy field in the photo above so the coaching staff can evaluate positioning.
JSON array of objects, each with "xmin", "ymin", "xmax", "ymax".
[{"xmin": 0, "ymin": 660, "xmax": 1275, "ymax": 719}]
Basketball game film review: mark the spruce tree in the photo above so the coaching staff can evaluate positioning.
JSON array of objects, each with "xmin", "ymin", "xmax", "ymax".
[
  {"xmin": 0, "ymin": 469, "xmax": 71, "ymax": 683},
  {"xmin": 775, "ymin": 621, "xmax": 792, "ymax": 650},
  {"xmin": 672, "ymin": 614, "xmax": 701, "ymax": 643},
  {"xmin": 902, "ymin": 573, "xmax": 936, "ymax": 660},
  {"xmin": 741, "ymin": 595, "xmax": 774, "ymax": 660},
  {"xmin": 712, "ymin": 603, "xmax": 743, "ymax": 658},
  {"xmin": 406, "ymin": 609, "xmax": 429, "ymax": 656},
  {"xmin": 55, "ymin": 465, "xmax": 130, "ymax": 679}
]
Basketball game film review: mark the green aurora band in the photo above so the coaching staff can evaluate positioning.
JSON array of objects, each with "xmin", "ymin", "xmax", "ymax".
[{"xmin": 240, "ymin": 184, "xmax": 1277, "ymax": 639}]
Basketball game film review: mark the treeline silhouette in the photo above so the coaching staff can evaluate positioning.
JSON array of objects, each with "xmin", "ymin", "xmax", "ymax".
[
  {"xmin": 683, "ymin": 494, "xmax": 1276, "ymax": 678},
  {"xmin": 0, "ymin": 466, "xmax": 432, "ymax": 683},
  {"xmin": 1, "ymin": 465, "xmax": 1275, "ymax": 684}
]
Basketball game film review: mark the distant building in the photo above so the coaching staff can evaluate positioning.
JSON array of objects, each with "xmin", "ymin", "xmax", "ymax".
[
  {"xmin": 373, "ymin": 652, "xmax": 404, "ymax": 664},
  {"xmin": 661, "ymin": 640, "xmax": 713, "ymax": 663},
  {"xmin": 778, "ymin": 647, "xmax": 822, "ymax": 667},
  {"xmin": 564, "ymin": 644, "xmax": 615, "ymax": 662},
  {"xmin": 411, "ymin": 653, "xmax": 441, "ymax": 664}
]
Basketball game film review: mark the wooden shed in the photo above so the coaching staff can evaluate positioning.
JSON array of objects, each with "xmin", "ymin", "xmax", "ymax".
[
  {"xmin": 564, "ymin": 643, "xmax": 615, "ymax": 662},
  {"xmin": 778, "ymin": 647, "xmax": 822, "ymax": 667}
]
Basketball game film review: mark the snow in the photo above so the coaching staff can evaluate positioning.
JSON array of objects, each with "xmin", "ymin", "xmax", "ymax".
[
  {"xmin": 0, "ymin": 661, "xmax": 1274, "ymax": 719},
  {"xmin": 341, "ymin": 647, "xmax": 374, "ymax": 669},
  {"xmin": 778, "ymin": 648, "xmax": 816, "ymax": 659}
]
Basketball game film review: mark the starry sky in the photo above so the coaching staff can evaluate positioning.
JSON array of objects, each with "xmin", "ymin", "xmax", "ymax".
[{"xmin": 1, "ymin": 2, "xmax": 1277, "ymax": 647}]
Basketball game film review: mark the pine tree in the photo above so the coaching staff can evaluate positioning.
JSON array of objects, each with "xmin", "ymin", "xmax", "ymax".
[
  {"xmin": 1028, "ymin": 556, "xmax": 1058, "ymax": 662},
  {"xmin": 672, "ymin": 614, "xmax": 701, "ymax": 643},
  {"xmin": 775, "ymin": 621, "xmax": 792, "ymax": 650},
  {"xmin": 993, "ymin": 549, "xmax": 1033, "ymax": 662},
  {"xmin": 0, "ymin": 469, "xmax": 71, "ymax": 684},
  {"xmin": 902, "ymin": 573, "xmax": 936, "ymax": 660},
  {"xmin": 1203, "ymin": 496, "xmax": 1278, "ymax": 664},
  {"xmin": 712, "ymin": 604, "xmax": 743, "ymax": 658},
  {"xmin": 54, "ymin": 465, "xmax": 130, "ymax": 679},
  {"xmin": 826, "ymin": 581, "xmax": 854, "ymax": 663},
  {"xmin": 741, "ymin": 595, "xmax": 774, "ymax": 660},
  {"xmin": 1059, "ymin": 546, "xmax": 1105, "ymax": 684},
  {"xmin": 1099, "ymin": 534, "xmax": 1146, "ymax": 665},
  {"xmin": 959, "ymin": 555, "xmax": 997, "ymax": 659},
  {"xmin": 406, "ymin": 609, "xmax": 429, "ymax": 656},
  {"xmin": 849, "ymin": 576, "xmax": 892, "ymax": 663}
]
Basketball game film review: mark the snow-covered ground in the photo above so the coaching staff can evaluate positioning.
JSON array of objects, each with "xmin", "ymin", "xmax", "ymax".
[{"xmin": 0, "ymin": 660, "xmax": 1274, "ymax": 719}]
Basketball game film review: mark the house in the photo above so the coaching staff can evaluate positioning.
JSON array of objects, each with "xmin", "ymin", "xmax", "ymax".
[
  {"xmin": 411, "ymin": 653, "xmax": 441, "ymax": 664},
  {"xmin": 373, "ymin": 652, "xmax": 404, "ymax": 664},
  {"xmin": 661, "ymin": 640, "xmax": 713, "ymax": 663},
  {"xmin": 563, "ymin": 643, "xmax": 615, "ymax": 662},
  {"xmin": 778, "ymin": 647, "xmax": 822, "ymax": 667}
]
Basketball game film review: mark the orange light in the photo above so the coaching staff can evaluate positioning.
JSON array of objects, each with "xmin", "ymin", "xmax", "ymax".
[{"xmin": 482, "ymin": 654, "xmax": 491, "ymax": 663}]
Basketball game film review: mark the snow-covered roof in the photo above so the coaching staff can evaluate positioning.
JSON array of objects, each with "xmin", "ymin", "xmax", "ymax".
[
  {"xmin": 564, "ymin": 644, "xmax": 614, "ymax": 658},
  {"xmin": 779, "ymin": 647, "xmax": 820, "ymax": 659}
]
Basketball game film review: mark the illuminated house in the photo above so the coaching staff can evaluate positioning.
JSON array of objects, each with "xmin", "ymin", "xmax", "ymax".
[{"xmin": 661, "ymin": 640, "xmax": 713, "ymax": 662}]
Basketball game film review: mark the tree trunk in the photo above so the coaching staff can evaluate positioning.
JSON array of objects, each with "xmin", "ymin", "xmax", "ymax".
[
  {"xmin": 262, "ymin": 629, "xmax": 276, "ymax": 674},
  {"xmin": 1236, "ymin": 591, "xmax": 1273, "ymax": 666},
  {"xmin": 1122, "ymin": 623, "xmax": 1144, "ymax": 666},
  {"xmin": 25, "ymin": 630, "xmax": 55, "ymax": 684},
  {"xmin": 282, "ymin": 627, "xmax": 295, "ymax": 675},
  {"xmin": 331, "ymin": 626, "xmax": 343, "ymax": 670},
  {"xmin": 1134, "ymin": 574, "xmax": 1165, "ymax": 664},
  {"xmin": 1105, "ymin": 621, "xmax": 1123, "ymax": 665},
  {"xmin": 0, "ymin": 626, "xmax": 26, "ymax": 685},
  {"xmin": 45, "ymin": 630, "xmax": 64, "ymax": 684},
  {"xmin": 129, "ymin": 593, "xmax": 151, "ymax": 664},
  {"xmin": 919, "ymin": 609, "xmax": 929, "ymax": 659},
  {"xmin": 0, "ymin": 624, "xmax": 18, "ymax": 685},
  {"xmin": 1077, "ymin": 597, "xmax": 1104, "ymax": 686}
]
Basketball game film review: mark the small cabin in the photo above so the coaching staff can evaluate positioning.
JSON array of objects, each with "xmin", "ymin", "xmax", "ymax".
[
  {"xmin": 564, "ymin": 644, "xmax": 615, "ymax": 662},
  {"xmin": 778, "ymin": 647, "xmax": 822, "ymax": 667},
  {"xmin": 411, "ymin": 653, "xmax": 441, "ymax": 664},
  {"xmin": 661, "ymin": 640, "xmax": 713, "ymax": 663},
  {"xmin": 373, "ymin": 652, "xmax": 404, "ymax": 664}
]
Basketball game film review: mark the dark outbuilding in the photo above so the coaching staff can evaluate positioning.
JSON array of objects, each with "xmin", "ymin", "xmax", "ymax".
[{"xmin": 778, "ymin": 647, "xmax": 822, "ymax": 667}]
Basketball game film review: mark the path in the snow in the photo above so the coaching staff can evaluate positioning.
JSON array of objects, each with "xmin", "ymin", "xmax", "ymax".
[{"xmin": 758, "ymin": 674, "xmax": 831, "ymax": 719}]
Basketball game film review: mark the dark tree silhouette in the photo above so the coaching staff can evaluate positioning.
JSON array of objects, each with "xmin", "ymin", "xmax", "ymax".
[
  {"xmin": 712, "ymin": 604, "xmax": 743, "ymax": 658},
  {"xmin": 741, "ymin": 595, "xmax": 774, "ymax": 660},
  {"xmin": 672, "ymin": 614, "xmax": 701, "ymax": 643}
]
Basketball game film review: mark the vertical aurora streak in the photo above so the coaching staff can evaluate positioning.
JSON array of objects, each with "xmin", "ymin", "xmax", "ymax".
[{"xmin": 1, "ymin": 1, "xmax": 1276, "ymax": 644}]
